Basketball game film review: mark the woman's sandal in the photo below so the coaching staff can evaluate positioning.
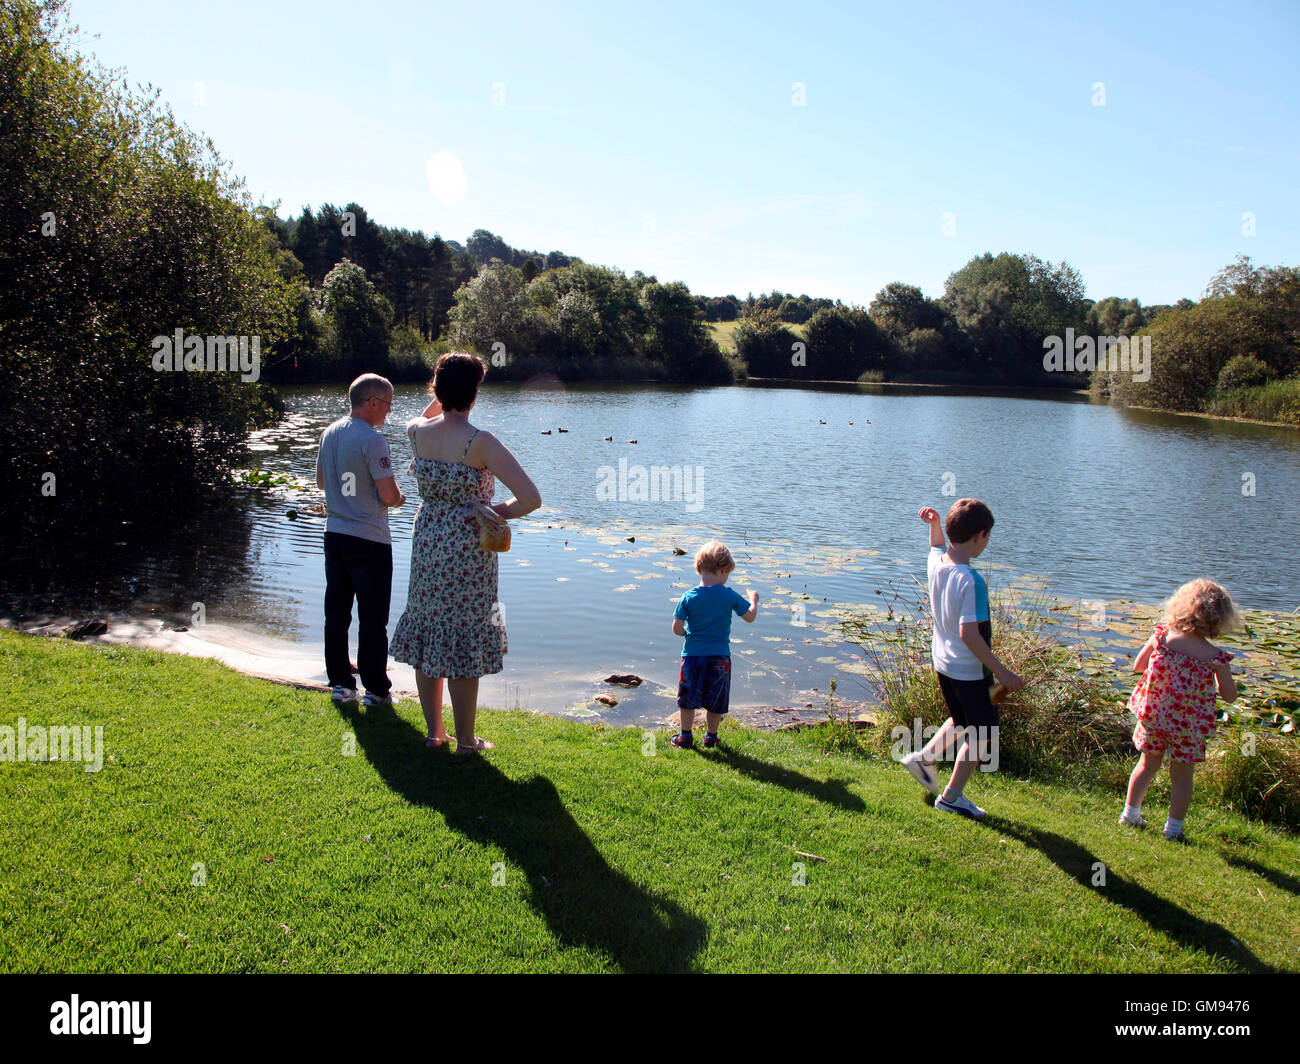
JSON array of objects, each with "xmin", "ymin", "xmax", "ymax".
[
  {"xmin": 425, "ymin": 735, "xmax": 450, "ymax": 749},
  {"xmin": 455, "ymin": 736, "xmax": 495, "ymax": 755}
]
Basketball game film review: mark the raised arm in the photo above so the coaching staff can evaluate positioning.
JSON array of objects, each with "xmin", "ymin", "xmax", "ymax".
[
  {"xmin": 479, "ymin": 433, "xmax": 541, "ymax": 519},
  {"xmin": 742, "ymin": 590, "xmax": 758, "ymax": 623},
  {"xmin": 919, "ymin": 506, "xmax": 945, "ymax": 549}
]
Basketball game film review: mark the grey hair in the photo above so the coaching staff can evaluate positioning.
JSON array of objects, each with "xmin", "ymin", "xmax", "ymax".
[{"xmin": 348, "ymin": 373, "xmax": 393, "ymax": 409}]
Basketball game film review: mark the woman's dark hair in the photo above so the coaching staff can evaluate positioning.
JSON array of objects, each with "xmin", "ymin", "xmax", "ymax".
[
  {"xmin": 945, "ymin": 498, "xmax": 995, "ymax": 544},
  {"xmin": 432, "ymin": 352, "xmax": 486, "ymax": 412}
]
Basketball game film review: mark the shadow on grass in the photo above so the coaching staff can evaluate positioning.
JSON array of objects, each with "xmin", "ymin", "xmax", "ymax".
[
  {"xmin": 1221, "ymin": 853, "xmax": 1300, "ymax": 897},
  {"xmin": 343, "ymin": 702, "xmax": 707, "ymax": 973},
  {"xmin": 709, "ymin": 744, "xmax": 866, "ymax": 812},
  {"xmin": 983, "ymin": 817, "xmax": 1279, "ymax": 973}
]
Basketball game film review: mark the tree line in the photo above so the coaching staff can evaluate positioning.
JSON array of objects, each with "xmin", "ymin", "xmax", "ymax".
[{"xmin": 4, "ymin": 0, "xmax": 1296, "ymax": 564}]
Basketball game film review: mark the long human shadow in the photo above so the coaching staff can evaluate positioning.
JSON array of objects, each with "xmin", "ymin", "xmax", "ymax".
[
  {"xmin": 982, "ymin": 817, "xmax": 1279, "ymax": 973},
  {"xmin": 709, "ymin": 745, "xmax": 866, "ymax": 812},
  {"xmin": 342, "ymin": 702, "xmax": 707, "ymax": 973},
  {"xmin": 1221, "ymin": 852, "xmax": 1300, "ymax": 898}
]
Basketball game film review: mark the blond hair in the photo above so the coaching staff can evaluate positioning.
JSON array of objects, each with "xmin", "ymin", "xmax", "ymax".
[
  {"xmin": 694, "ymin": 540, "xmax": 734, "ymax": 575},
  {"xmin": 1164, "ymin": 578, "xmax": 1239, "ymax": 638}
]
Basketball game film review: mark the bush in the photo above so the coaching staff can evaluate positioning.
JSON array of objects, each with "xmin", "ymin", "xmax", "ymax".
[
  {"xmin": 841, "ymin": 582, "xmax": 1133, "ymax": 788},
  {"xmin": 1217, "ymin": 354, "xmax": 1272, "ymax": 393}
]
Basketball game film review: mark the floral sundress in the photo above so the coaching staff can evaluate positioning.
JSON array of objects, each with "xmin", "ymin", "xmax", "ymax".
[
  {"xmin": 389, "ymin": 429, "xmax": 506, "ymax": 679},
  {"xmin": 1129, "ymin": 623, "xmax": 1232, "ymax": 763}
]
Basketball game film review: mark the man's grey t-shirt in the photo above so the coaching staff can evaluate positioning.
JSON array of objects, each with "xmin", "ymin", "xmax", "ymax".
[{"xmin": 316, "ymin": 416, "xmax": 394, "ymax": 546}]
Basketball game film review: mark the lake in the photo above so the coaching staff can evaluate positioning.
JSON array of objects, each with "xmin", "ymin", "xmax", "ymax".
[{"xmin": 14, "ymin": 381, "xmax": 1299, "ymax": 725}]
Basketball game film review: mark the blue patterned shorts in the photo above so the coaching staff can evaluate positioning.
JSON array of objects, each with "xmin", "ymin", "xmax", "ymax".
[{"xmin": 677, "ymin": 655, "xmax": 732, "ymax": 714}]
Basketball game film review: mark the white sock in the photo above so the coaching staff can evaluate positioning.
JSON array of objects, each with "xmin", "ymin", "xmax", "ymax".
[
  {"xmin": 1165, "ymin": 816, "xmax": 1184, "ymax": 835},
  {"xmin": 1123, "ymin": 804, "xmax": 1142, "ymax": 821}
]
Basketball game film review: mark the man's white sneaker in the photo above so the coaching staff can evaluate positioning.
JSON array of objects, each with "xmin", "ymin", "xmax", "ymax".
[
  {"xmin": 331, "ymin": 686, "xmax": 358, "ymax": 705},
  {"xmin": 901, "ymin": 752, "xmax": 940, "ymax": 795},
  {"xmin": 936, "ymin": 793, "xmax": 987, "ymax": 820},
  {"xmin": 362, "ymin": 691, "xmax": 393, "ymax": 708}
]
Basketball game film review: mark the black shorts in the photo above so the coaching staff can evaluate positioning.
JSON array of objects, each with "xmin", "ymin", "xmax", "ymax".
[
  {"xmin": 937, "ymin": 672, "xmax": 999, "ymax": 730},
  {"xmin": 677, "ymin": 655, "xmax": 732, "ymax": 714}
]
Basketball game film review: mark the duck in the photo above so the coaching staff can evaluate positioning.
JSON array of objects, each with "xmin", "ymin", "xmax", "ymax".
[
  {"xmin": 628, "ymin": 439, "xmax": 638, "ymax": 444},
  {"xmin": 603, "ymin": 436, "xmax": 612, "ymax": 441},
  {"xmin": 541, "ymin": 430, "xmax": 552, "ymax": 435},
  {"xmin": 557, "ymin": 428, "xmax": 568, "ymax": 433}
]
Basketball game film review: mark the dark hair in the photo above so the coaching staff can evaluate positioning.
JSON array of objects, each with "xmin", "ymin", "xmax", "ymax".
[
  {"xmin": 432, "ymin": 352, "xmax": 486, "ymax": 412},
  {"xmin": 945, "ymin": 498, "xmax": 995, "ymax": 544}
]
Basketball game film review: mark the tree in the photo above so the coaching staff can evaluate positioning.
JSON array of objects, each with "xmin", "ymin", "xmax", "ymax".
[
  {"xmin": 941, "ymin": 252, "xmax": 1089, "ymax": 381},
  {"xmin": 0, "ymin": 0, "xmax": 289, "ymax": 551},
  {"xmin": 322, "ymin": 259, "xmax": 392, "ymax": 372},
  {"xmin": 804, "ymin": 306, "xmax": 890, "ymax": 380},
  {"xmin": 447, "ymin": 260, "xmax": 527, "ymax": 355}
]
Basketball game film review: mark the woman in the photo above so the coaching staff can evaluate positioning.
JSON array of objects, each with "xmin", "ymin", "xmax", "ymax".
[{"xmin": 389, "ymin": 353, "xmax": 541, "ymax": 755}]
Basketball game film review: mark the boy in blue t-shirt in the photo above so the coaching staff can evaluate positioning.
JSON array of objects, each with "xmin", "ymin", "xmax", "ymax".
[{"xmin": 671, "ymin": 540, "xmax": 759, "ymax": 749}]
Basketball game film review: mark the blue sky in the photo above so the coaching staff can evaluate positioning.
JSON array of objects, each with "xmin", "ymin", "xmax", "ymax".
[{"xmin": 68, "ymin": 0, "xmax": 1298, "ymax": 306}]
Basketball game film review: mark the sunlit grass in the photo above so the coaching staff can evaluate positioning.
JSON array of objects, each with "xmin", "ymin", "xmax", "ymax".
[{"xmin": 1, "ymin": 629, "xmax": 1297, "ymax": 973}]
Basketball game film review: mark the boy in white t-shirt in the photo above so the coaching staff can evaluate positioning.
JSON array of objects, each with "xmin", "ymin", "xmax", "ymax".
[{"xmin": 900, "ymin": 498, "xmax": 1023, "ymax": 819}]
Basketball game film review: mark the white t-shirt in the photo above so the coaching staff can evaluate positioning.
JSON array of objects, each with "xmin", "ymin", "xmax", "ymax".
[{"xmin": 927, "ymin": 546, "xmax": 989, "ymax": 681}]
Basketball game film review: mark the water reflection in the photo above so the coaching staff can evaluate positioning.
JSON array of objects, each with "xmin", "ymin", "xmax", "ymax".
[{"xmin": 4, "ymin": 382, "xmax": 1296, "ymax": 724}]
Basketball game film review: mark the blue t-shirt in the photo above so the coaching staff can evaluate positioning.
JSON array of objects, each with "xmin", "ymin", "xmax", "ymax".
[{"xmin": 674, "ymin": 584, "xmax": 751, "ymax": 657}]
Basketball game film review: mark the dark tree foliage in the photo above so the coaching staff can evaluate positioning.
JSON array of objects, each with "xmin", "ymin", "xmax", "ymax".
[
  {"xmin": 1, "ymin": 0, "xmax": 289, "ymax": 551},
  {"xmin": 803, "ymin": 307, "xmax": 889, "ymax": 380},
  {"xmin": 732, "ymin": 313, "xmax": 802, "ymax": 378}
]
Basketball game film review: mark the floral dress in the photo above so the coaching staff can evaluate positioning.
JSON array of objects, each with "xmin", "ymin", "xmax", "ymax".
[
  {"xmin": 1129, "ymin": 624, "xmax": 1231, "ymax": 763},
  {"xmin": 389, "ymin": 429, "xmax": 506, "ymax": 678}
]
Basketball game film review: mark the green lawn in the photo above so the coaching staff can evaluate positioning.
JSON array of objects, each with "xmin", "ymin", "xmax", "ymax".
[
  {"xmin": 707, "ymin": 319, "xmax": 806, "ymax": 354},
  {"xmin": 1, "ymin": 629, "xmax": 1297, "ymax": 973}
]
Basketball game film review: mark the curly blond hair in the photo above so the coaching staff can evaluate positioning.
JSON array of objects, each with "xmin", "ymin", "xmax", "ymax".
[
  {"xmin": 694, "ymin": 540, "xmax": 734, "ymax": 575},
  {"xmin": 1164, "ymin": 578, "xmax": 1239, "ymax": 638}
]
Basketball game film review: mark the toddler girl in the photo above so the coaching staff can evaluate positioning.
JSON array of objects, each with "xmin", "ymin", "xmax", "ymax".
[{"xmin": 1120, "ymin": 579, "xmax": 1239, "ymax": 841}]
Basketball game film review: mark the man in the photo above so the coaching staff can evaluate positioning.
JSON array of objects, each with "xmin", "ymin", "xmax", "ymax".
[{"xmin": 315, "ymin": 373, "xmax": 406, "ymax": 707}]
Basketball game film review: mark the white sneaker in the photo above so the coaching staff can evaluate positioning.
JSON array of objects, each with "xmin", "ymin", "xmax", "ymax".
[
  {"xmin": 1119, "ymin": 812, "xmax": 1149, "ymax": 829},
  {"xmin": 936, "ymin": 793, "xmax": 987, "ymax": 820},
  {"xmin": 901, "ymin": 752, "xmax": 940, "ymax": 795},
  {"xmin": 331, "ymin": 686, "xmax": 358, "ymax": 705},
  {"xmin": 362, "ymin": 691, "xmax": 393, "ymax": 708}
]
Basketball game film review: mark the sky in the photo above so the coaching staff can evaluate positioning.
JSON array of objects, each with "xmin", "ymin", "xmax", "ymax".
[{"xmin": 64, "ymin": 0, "xmax": 1299, "ymax": 306}]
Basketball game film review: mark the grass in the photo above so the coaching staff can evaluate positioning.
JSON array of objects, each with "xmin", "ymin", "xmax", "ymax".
[
  {"xmin": 1205, "ymin": 376, "xmax": 1300, "ymax": 427},
  {"xmin": 2, "ymin": 628, "xmax": 1298, "ymax": 973}
]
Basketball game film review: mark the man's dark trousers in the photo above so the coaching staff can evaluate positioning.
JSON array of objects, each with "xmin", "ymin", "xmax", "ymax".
[{"xmin": 324, "ymin": 531, "xmax": 393, "ymax": 697}]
